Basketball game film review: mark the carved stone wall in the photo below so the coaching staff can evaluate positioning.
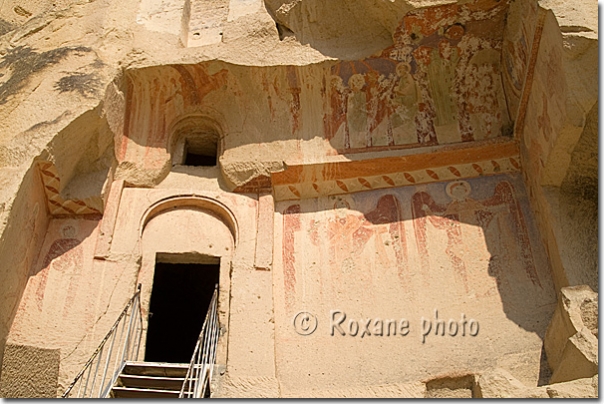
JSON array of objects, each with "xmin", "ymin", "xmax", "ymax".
[{"xmin": 0, "ymin": 0, "xmax": 597, "ymax": 398}]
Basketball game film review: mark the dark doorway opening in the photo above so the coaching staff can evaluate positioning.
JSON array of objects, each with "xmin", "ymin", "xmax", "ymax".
[{"xmin": 145, "ymin": 261, "xmax": 220, "ymax": 363}]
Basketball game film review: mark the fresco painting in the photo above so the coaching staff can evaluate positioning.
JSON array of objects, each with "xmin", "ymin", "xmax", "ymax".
[
  {"xmin": 312, "ymin": 195, "xmax": 409, "ymax": 299},
  {"xmin": 324, "ymin": 0, "xmax": 512, "ymax": 153},
  {"xmin": 278, "ymin": 174, "xmax": 553, "ymax": 313},
  {"xmin": 281, "ymin": 195, "xmax": 411, "ymax": 311},
  {"xmin": 521, "ymin": 12, "xmax": 566, "ymax": 184},
  {"xmin": 34, "ymin": 226, "xmax": 83, "ymax": 317},
  {"xmin": 501, "ymin": 0, "xmax": 540, "ymax": 120},
  {"xmin": 412, "ymin": 179, "xmax": 541, "ymax": 298},
  {"xmin": 9, "ymin": 220, "xmax": 98, "ymax": 341},
  {"xmin": 119, "ymin": 63, "xmax": 231, "ymax": 167},
  {"xmin": 282, "ymin": 204, "xmax": 301, "ymax": 311}
]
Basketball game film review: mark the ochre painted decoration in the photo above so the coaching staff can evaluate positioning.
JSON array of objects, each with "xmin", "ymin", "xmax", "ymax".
[
  {"xmin": 38, "ymin": 161, "xmax": 103, "ymax": 217},
  {"xmin": 336, "ymin": 180, "xmax": 349, "ymax": 192},
  {"xmin": 511, "ymin": 7, "xmax": 547, "ymax": 137},
  {"xmin": 501, "ymin": 0, "xmax": 541, "ymax": 121},
  {"xmin": 233, "ymin": 175, "xmax": 272, "ymax": 194},
  {"xmin": 272, "ymin": 141, "xmax": 521, "ymax": 201},
  {"xmin": 358, "ymin": 178, "xmax": 372, "ymax": 189},
  {"xmin": 282, "ymin": 204, "xmax": 301, "ymax": 310},
  {"xmin": 448, "ymin": 166, "xmax": 462, "ymax": 177},
  {"xmin": 324, "ymin": 0, "xmax": 512, "ymax": 153},
  {"xmin": 279, "ymin": 174, "xmax": 551, "ymax": 317},
  {"xmin": 411, "ymin": 179, "xmax": 542, "ymax": 296},
  {"xmin": 288, "ymin": 186, "xmax": 301, "ymax": 198},
  {"xmin": 383, "ymin": 176, "xmax": 395, "ymax": 187}
]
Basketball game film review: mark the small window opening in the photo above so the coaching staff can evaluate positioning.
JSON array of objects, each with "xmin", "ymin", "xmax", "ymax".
[
  {"xmin": 184, "ymin": 150, "xmax": 216, "ymax": 166},
  {"xmin": 183, "ymin": 136, "xmax": 217, "ymax": 167}
]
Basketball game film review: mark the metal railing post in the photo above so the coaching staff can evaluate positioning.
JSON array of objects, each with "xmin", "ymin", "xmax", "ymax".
[
  {"xmin": 180, "ymin": 285, "xmax": 219, "ymax": 398},
  {"xmin": 62, "ymin": 285, "xmax": 143, "ymax": 398}
]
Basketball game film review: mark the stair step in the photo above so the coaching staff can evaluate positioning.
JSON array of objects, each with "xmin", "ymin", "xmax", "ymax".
[
  {"xmin": 122, "ymin": 361, "xmax": 189, "ymax": 378},
  {"xmin": 111, "ymin": 386, "xmax": 181, "ymax": 399},
  {"xmin": 117, "ymin": 374, "xmax": 186, "ymax": 390}
]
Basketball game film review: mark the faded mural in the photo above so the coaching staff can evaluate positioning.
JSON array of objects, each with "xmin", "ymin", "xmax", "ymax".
[
  {"xmin": 323, "ymin": 0, "xmax": 512, "ymax": 152},
  {"xmin": 274, "ymin": 173, "xmax": 557, "ymax": 390},
  {"xmin": 120, "ymin": 0, "xmax": 521, "ymax": 178},
  {"xmin": 8, "ymin": 219, "xmax": 99, "ymax": 343},
  {"xmin": 521, "ymin": 11, "xmax": 566, "ymax": 182},
  {"xmin": 501, "ymin": 0, "xmax": 540, "ymax": 121},
  {"xmin": 277, "ymin": 174, "xmax": 554, "ymax": 314}
]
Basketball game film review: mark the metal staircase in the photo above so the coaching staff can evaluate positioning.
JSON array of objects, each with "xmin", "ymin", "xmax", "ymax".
[
  {"xmin": 62, "ymin": 285, "xmax": 144, "ymax": 398},
  {"xmin": 109, "ymin": 361, "xmax": 189, "ymax": 398},
  {"xmin": 178, "ymin": 287, "xmax": 219, "ymax": 398},
  {"xmin": 62, "ymin": 285, "xmax": 219, "ymax": 399}
]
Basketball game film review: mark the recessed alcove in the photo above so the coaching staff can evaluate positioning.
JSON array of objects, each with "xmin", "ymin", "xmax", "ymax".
[{"xmin": 169, "ymin": 115, "xmax": 222, "ymax": 169}]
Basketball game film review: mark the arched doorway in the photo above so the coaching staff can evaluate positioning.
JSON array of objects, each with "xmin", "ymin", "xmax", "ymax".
[{"xmin": 139, "ymin": 198, "xmax": 236, "ymax": 364}]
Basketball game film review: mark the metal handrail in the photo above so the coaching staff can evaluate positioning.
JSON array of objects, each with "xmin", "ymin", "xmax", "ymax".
[
  {"xmin": 62, "ymin": 284, "xmax": 144, "ymax": 398},
  {"xmin": 179, "ymin": 286, "xmax": 219, "ymax": 398}
]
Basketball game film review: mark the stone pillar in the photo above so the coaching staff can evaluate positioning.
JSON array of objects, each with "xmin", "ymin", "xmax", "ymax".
[{"xmin": 254, "ymin": 192, "xmax": 274, "ymax": 271}]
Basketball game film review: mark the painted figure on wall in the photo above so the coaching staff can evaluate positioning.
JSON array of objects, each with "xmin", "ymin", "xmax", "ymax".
[
  {"xmin": 478, "ymin": 181, "xmax": 542, "ymax": 291},
  {"xmin": 411, "ymin": 46, "xmax": 439, "ymax": 145},
  {"xmin": 321, "ymin": 196, "xmax": 408, "ymax": 280},
  {"xmin": 323, "ymin": 200, "xmax": 368, "ymax": 281},
  {"xmin": 355, "ymin": 195, "xmax": 409, "ymax": 284},
  {"xmin": 428, "ymin": 40, "xmax": 460, "ymax": 130},
  {"xmin": 347, "ymin": 74, "xmax": 370, "ymax": 149},
  {"xmin": 324, "ymin": 75, "xmax": 349, "ymax": 149},
  {"xmin": 282, "ymin": 204, "xmax": 301, "ymax": 311},
  {"xmin": 412, "ymin": 180, "xmax": 541, "ymax": 297},
  {"xmin": 463, "ymin": 47, "xmax": 509, "ymax": 140},
  {"xmin": 323, "ymin": 0, "xmax": 511, "ymax": 153},
  {"xmin": 501, "ymin": 0, "xmax": 539, "ymax": 119},
  {"xmin": 390, "ymin": 62, "xmax": 419, "ymax": 145},
  {"xmin": 286, "ymin": 66, "xmax": 302, "ymax": 135},
  {"xmin": 281, "ymin": 195, "xmax": 411, "ymax": 310},
  {"xmin": 412, "ymin": 184, "xmax": 469, "ymax": 293},
  {"xmin": 35, "ymin": 225, "xmax": 84, "ymax": 317}
]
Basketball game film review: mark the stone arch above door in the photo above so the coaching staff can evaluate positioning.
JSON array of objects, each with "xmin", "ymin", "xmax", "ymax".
[
  {"xmin": 140, "ymin": 194, "xmax": 239, "ymax": 249},
  {"xmin": 143, "ymin": 207, "xmax": 233, "ymax": 258}
]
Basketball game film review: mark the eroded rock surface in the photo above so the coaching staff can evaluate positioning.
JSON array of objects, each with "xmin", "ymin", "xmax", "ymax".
[{"xmin": 0, "ymin": 0, "xmax": 597, "ymax": 398}]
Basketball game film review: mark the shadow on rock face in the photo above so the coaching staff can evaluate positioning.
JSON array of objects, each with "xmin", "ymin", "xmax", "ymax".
[{"xmin": 0, "ymin": 45, "xmax": 95, "ymax": 105}]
